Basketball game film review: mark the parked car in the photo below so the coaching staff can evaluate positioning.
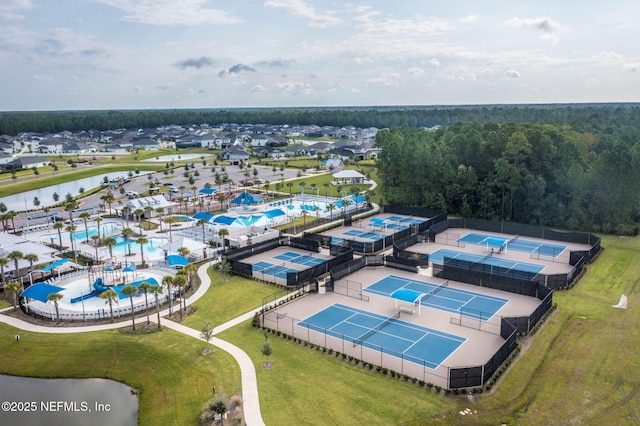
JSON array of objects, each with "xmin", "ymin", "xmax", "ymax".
[{"xmin": 125, "ymin": 191, "xmax": 138, "ymax": 197}]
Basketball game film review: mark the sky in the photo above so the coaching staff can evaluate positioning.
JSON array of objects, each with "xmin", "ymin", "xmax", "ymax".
[{"xmin": 1, "ymin": 0, "xmax": 639, "ymax": 111}]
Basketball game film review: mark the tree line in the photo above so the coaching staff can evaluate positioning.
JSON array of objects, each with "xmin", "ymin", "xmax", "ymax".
[
  {"xmin": 375, "ymin": 122, "xmax": 640, "ymax": 235},
  {"xmin": 1, "ymin": 103, "xmax": 639, "ymax": 136}
]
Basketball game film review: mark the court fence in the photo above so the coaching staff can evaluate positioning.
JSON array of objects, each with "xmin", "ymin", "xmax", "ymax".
[
  {"xmin": 260, "ymin": 308, "xmax": 519, "ymax": 390},
  {"xmin": 261, "ymin": 309, "xmax": 451, "ymax": 389},
  {"xmin": 432, "ymin": 260, "xmax": 554, "ymax": 334},
  {"xmin": 440, "ymin": 218, "xmax": 601, "ymax": 262},
  {"xmin": 383, "ymin": 205, "xmax": 448, "ymax": 233}
]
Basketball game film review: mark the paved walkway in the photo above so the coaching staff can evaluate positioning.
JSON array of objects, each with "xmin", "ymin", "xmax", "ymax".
[{"xmin": 0, "ymin": 261, "xmax": 293, "ymax": 426}]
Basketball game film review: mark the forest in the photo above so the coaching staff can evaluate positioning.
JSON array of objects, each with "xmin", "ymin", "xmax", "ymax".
[
  {"xmin": 375, "ymin": 122, "xmax": 640, "ymax": 235},
  {"xmin": 1, "ymin": 103, "xmax": 639, "ymax": 135}
]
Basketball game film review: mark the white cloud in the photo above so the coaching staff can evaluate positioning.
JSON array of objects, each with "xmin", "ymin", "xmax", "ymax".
[
  {"xmin": 428, "ymin": 58, "xmax": 440, "ymax": 67},
  {"xmin": 0, "ymin": 0, "xmax": 31, "ymax": 20},
  {"xmin": 99, "ymin": 0, "xmax": 242, "ymax": 26},
  {"xmin": 408, "ymin": 67, "xmax": 424, "ymax": 77},
  {"xmin": 275, "ymin": 81, "xmax": 307, "ymax": 91},
  {"xmin": 367, "ymin": 72, "xmax": 401, "ymax": 86},
  {"xmin": 458, "ymin": 15, "xmax": 477, "ymax": 24},
  {"xmin": 252, "ymin": 85, "xmax": 267, "ymax": 92},
  {"xmin": 504, "ymin": 70, "xmax": 521, "ymax": 79},
  {"xmin": 624, "ymin": 63, "xmax": 640, "ymax": 72},
  {"xmin": 265, "ymin": 0, "xmax": 341, "ymax": 28},
  {"xmin": 504, "ymin": 17, "xmax": 560, "ymax": 33}
]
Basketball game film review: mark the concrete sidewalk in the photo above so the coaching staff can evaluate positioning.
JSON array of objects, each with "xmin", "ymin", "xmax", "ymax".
[{"xmin": 0, "ymin": 261, "xmax": 296, "ymax": 426}]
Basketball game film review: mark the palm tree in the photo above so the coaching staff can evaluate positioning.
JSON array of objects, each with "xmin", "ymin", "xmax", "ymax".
[
  {"xmin": 177, "ymin": 246, "xmax": 190, "ymax": 259},
  {"xmin": 323, "ymin": 182, "xmax": 330, "ymax": 197},
  {"xmin": 301, "ymin": 209, "xmax": 308, "ymax": 227},
  {"xmin": 173, "ymin": 273, "xmax": 187, "ymax": 320},
  {"xmin": 149, "ymin": 285, "xmax": 163, "ymax": 330},
  {"xmin": 100, "ymin": 288, "xmax": 118, "ymax": 321},
  {"xmin": 215, "ymin": 193, "xmax": 226, "ymax": 210},
  {"xmin": 65, "ymin": 224, "xmax": 77, "ymax": 261},
  {"xmin": 218, "ymin": 228, "xmax": 229, "ymax": 253},
  {"xmin": 7, "ymin": 251, "xmax": 23, "ymax": 288},
  {"xmin": 136, "ymin": 236, "xmax": 148, "ymax": 267},
  {"xmin": 24, "ymin": 253, "xmax": 38, "ymax": 285},
  {"xmin": 122, "ymin": 227, "xmax": 134, "ymax": 256},
  {"xmin": 162, "ymin": 275, "xmax": 175, "ymax": 316},
  {"xmin": 327, "ymin": 203, "xmax": 336, "ymax": 219},
  {"xmin": 7, "ymin": 211, "xmax": 17, "ymax": 231},
  {"xmin": 94, "ymin": 216, "xmax": 104, "ymax": 241},
  {"xmin": 287, "ymin": 181, "xmax": 293, "ymax": 196},
  {"xmin": 122, "ymin": 206, "xmax": 132, "ymax": 228},
  {"xmin": 90, "ymin": 235, "xmax": 100, "ymax": 260},
  {"xmin": 47, "ymin": 292, "xmax": 63, "ymax": 322},
  {"xmin": 164, "ymin": 217, "xmax": 178, "ymax": 242},
  {"xmin": 4, "ymin": 281, "xmax": 21, "ymax": 310},
  {"xmin": 79, "ymin": 212, "xmax": 91, "ymax": 242},
  {"xmin": 100, "ymin": 191, "xmax": 115, "ymax": 215},
  {"xmin": 134, "ymin": 208, "xmax": 145, "ymax": 234},
  {"xmin": 121, "ymin": 285, "xmax": 139, "ymax": 330},
  {"xmin": 53, "ymin": 221, "xmax": 64, "ymax": 250},
  {"xmin": 64, "ymin": 200, "xmax": 79, "ymax": 223},
  {"xmin": 155, "ymin": 207, "xmax": 165, "ymax": 232},
  {"xmin": 342, "ymin": 198, "xmax": 352, "ymax": 217},
  {"xmin": 0, "ymin": 258, "xmax": 8, "ymax": 285},
  {"xmin": 196, "ymin": 218, "xmax": 208, "ymax": 243},
  {"xmin": 138, "ymin": 281, "xmax": 153, "ymax": 325},
  {"xmin": 103, "ymin": 237, "xmax": 117, "ymax": 260}
]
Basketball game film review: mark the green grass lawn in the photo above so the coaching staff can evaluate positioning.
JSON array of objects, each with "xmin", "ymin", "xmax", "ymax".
[
  {"xmin": 0, "ymin": 323, "xmax": 240, "ymax": 425},
  {"xmin": 181, "ymin": 267, "xmax": 289, "ymax": 329},
  {"xmin": 218, "ymin": 320, "xmax": 457, "ymax": 425}
]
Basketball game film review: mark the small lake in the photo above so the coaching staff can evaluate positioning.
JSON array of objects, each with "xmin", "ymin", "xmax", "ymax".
[
  {"xmin": 142, "ymin": 153, "xmax": 214, "ymax": 162},
  {"xmin": 0, "ymin": 171, "xmax": 150, "ymax": 212},
  {"xmin": 0, "ymin": 374, "xmax": 138, "ymax": 426}
]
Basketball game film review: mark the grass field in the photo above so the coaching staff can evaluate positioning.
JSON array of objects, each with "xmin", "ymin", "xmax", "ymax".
[
  {"xmin": 0, "ymin": 324, "xmax": 241, "ymax": 425},
  {"xmin": 1, "ymin": 234, "xmax": 638, "ymax": 425}
]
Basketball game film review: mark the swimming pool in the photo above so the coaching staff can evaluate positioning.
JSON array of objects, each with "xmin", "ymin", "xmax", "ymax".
[
  {"xmin": 42, "ymin": 222, "xmax": 121, "ymax": 242},
  {"xmin": 102, "ymin": 236, "xmax": 169, "ymax": 259}
]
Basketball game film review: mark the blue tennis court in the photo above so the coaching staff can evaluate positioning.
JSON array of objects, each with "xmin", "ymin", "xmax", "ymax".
[
  {"xmin": 386, "ymin": 216, "xmax": 425, "ymax": 225},
  {"xmin": 273, "ymin": 251, "xmax": 325, "ymax": 267},
  {"xmin": 342, "ymin": 229, "xmax": 387, "ymax": 241},
  {"xmin": 364, "ymin": 275, "xmax": 508, "ymax": 321},
  {"xmin": 430, "ymin": 248, "xmax": 544, "ymax": 279},
  {"xmin": 252, "ymin": 261, "xmax": 298, "ymax": 279},
  {"xmin": 458, "ymin": 232, "xmax": 567, "ymax": 257},
  {"xmin": 298, "ymin": 303, "xmax": 466, "ymax": 369}
]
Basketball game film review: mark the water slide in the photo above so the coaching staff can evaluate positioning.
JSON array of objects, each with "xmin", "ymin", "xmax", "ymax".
[{"xmin": 70, "ymin": 278, "xmax": 105, "ymax": 303}]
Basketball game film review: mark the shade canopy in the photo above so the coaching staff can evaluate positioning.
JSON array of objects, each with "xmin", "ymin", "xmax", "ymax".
[
  {"xmin": 166, "ymin": 255, "xmax": 188, "ymax": 268},
  {"xmin": 230, "ymin": 191, "xmax": 263, "ymax": 205},
  {"xmin": 39, "ymin": 258, "xmax": 70, "ymax": 272},
  {"xmin": 20, "ymin": 283, "xmax": 65, "ymax": 302},
  {"xmin": 391, "ymin": 288, "xmax": 425, "ymax": 304}
]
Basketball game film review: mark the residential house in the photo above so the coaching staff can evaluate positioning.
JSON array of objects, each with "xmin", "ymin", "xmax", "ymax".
[
  {"xmin": 2, "ymin": 155, "xmax": 51, "ymax": 171},
  {"xmin": 252, "ymin": 146, "xmax": 286, "ymax": 160},
  {"xmin": 220, "ymin": 145, "xmax": 250, "ymax": 165}
]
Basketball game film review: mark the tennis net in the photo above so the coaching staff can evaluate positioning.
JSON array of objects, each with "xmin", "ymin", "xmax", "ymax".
[
  {"xmin": 505, "ymin": 234, "xmax": 519, "ymax": 250},
  {"xmin": 421, "ymin": 279, "xmax": 449, "ymax": 302},
  {"xmin": 353, "ymin": 311, "xmax": 400, "ymax": 347}
]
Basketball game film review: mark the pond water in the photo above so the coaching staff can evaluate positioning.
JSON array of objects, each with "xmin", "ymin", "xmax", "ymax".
[
  {"xmin": 0, "ymin": 374, "xmax": 138, "ymax": 426},
  {"xmin": 141, "ymin": 153, "xmax": 214, "ymax": 162},
  {"xmin": 0, "ymin": 171, "xmax": 150, "ymax": 212}
]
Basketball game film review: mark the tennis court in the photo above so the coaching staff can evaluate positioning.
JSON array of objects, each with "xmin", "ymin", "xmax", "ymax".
[
  {"xmin": 273, "ymin": 251, "xmax": 325, "ymax": 267},
  {"xmin": 342, "ymin": 229, "xmax": 387, "ymax": 241},
  {"xmin": 364, "ymin": 275, "xmax": 508, "ymax": 321},
  {"xmin": 430, "ymin": 248, "xmax": 544, "ymax": 279},
  {"xmin": 252, "ymin": 261, "xmax": 299, "ymax": 279},
  {"xmin": 458, "ymin": 232, "xmax": 567, "ymax": 257},
  {"xmin": 386, "ymin": 216, "xmax": 425, "ymax": 225},
  {"xmin": 297, "ymin": 303, "xmax": 466, "ymax": 369}
]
